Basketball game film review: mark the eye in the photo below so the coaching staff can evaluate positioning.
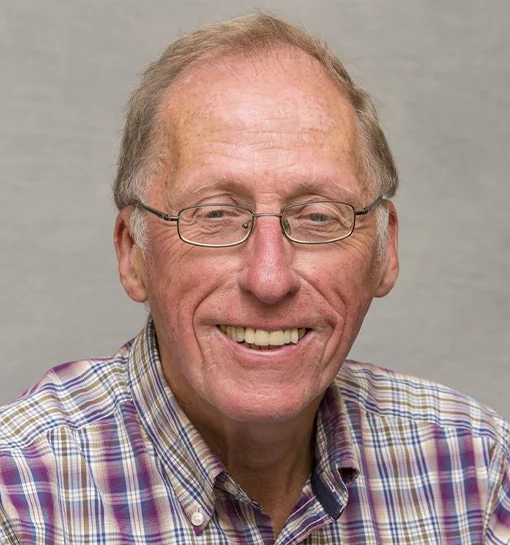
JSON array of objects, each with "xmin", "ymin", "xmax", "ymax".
[
  {"xmin": 190, "ymin": 205, "xmax": 249, "ymax": 224},
  {"xmin": 308, "ymin": 212, "xmax": 330, "ymax": 222},
  {"xmin": 204, "ymin": 208, "xmax": 227, "ymax": 219}
]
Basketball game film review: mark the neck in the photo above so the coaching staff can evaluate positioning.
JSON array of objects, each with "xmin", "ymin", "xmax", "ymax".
[
  {"xmin": 179, "ymin": 394, "xmax": 322, "ymax": 536},
  {"xmin": 200, "ymin": 411, "xmax": 316, "ymax": 485}
]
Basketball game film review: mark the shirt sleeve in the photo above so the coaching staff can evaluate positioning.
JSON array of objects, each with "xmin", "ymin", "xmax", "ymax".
[{"xmin": 484, "ymin": 427, "xmax": 510, "ymax": 544}]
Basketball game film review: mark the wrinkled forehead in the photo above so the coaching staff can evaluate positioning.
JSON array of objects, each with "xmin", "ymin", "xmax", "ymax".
[{"xmin": 152, "ymin": 48, "xmax": 362, "ymax": 203}]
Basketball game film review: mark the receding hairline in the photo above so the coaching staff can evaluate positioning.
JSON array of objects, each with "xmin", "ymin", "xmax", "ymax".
[{"xmin": 163, "ymin": 43, "xmax": 354, "ymax": 105}]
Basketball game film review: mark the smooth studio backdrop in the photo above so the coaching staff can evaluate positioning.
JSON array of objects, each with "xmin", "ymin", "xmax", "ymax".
[{"xmin": 1, "ymin": 0, "xmax": 509, "ymax": 418}]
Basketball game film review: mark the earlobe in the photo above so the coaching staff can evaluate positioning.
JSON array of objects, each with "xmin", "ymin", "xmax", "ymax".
[
  {"xmin": 114, "ymin": 209, "xmax": 148, "ymax": 303},
  {"xmin": 375, "ymin": 202, "xmax": 399, "ymax": 298}
]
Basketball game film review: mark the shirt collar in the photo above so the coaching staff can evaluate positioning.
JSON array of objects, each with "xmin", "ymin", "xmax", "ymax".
[
  {"xmin": 128, "ymin": 317, "xmax": 225, "ymax": 531},
  {"xmin": 128, "ymin": 316, "xmax": 360, "ymax": 526},
  {"xmin": 312, "ymin": 385, "xmax": 360, "ymax": 518}
]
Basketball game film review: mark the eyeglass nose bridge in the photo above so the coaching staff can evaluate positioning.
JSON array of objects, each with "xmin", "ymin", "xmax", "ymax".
[{"xmin": 241, "ymin": 211, "xmax": 292, "ymax": 241}]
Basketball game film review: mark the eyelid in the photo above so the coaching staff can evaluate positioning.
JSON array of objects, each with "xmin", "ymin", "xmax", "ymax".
[
  {"xmin": 195, "ymin": 195, "xmax": 242, "ymax": 207},
  {"xmin": 284, "ymin": 199, "xmax": 343, "ymax": 210}
]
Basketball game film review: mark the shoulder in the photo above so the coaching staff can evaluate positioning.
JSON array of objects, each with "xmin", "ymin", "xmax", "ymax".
[
  {"xmin": 337, "ymin": 360, "xmax": 510, "ymax": 455},
  {"xmin": 0, "ymin": 340, "xmax": 134, "ymax": 451}
]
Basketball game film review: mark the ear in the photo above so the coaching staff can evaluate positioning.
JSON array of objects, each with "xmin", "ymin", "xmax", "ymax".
[
  {"xmin": 374, "ymin": 201, "xmax": 399, "ymax": 298},
  {"xmin": 114, "ymin": 208, "xmax": 148, "ymax": 303}
]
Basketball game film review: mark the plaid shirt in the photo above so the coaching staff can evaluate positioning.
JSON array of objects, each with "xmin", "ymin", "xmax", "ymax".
[{"xmin": 1, "ymin": 318, "xmax": 509, "ymax": 544}]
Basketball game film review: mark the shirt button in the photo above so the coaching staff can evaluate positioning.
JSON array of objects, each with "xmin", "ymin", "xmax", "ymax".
[
  {"xmin": 224, "ymin": 480, "xmax": 238, "ymax": 496},
  {"xmin": 191, "ymin": 511, "xmax": 205, "ymax": 527}
]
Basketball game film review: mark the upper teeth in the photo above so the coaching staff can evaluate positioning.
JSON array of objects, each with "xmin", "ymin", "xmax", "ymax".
[{"xmin": 219, "ymin": 325, "xmax": 307, "ymax": 346}]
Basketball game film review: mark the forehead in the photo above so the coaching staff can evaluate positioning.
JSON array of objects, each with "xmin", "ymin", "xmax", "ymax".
[{"xmin": 155, "ymin": 48, "xmax": 361, "ymax": 202}]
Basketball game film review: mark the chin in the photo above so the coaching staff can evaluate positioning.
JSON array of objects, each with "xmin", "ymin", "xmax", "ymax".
[{"xmin": 209, "ymin": 386, "xmax": 319, "ymax": 424}]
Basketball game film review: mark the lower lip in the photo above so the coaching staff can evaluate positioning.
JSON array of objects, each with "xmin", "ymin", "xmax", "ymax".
[{"xmin": 216, "ymin": 327, "xmax": 312, "ymax": 358}]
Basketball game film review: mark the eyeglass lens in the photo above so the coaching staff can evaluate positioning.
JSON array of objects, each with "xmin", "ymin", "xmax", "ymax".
[{"xmin": 177, "ymin": 203, "xmax": 355, "ymax": 246}]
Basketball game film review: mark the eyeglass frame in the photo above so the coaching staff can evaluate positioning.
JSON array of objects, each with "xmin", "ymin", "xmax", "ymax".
[{"xmin": 131, "ymin": 195, "xmax": 384, "ymax": 248}]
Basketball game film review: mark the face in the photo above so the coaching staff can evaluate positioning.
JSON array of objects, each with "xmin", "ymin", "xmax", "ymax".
[{"xmin": 117, "ymin": 50, "xmax": 398, "ymax": 427}]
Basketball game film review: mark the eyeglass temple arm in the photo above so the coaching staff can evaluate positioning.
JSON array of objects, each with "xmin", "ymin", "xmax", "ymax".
[
  {"xmin": 136, "ymin": 197, "xmax": 385, "ymax": 220},
  {"xmin": 135, "ymin": 202, "xmax": 178, "ymax": 222},
  {"xmin": 355, "ymin": 195, "xmax": 385, "ymax": 216}
]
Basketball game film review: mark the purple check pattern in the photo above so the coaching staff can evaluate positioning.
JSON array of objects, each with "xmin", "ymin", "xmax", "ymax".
[{"xmin": 1, "ymin": 318, "xmax": 509, "ymax": 544}]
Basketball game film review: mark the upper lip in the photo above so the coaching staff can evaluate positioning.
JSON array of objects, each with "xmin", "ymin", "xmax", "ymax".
[{"xmin": 217, "ymin": 323, "xmax": 311, "ymax": 331}]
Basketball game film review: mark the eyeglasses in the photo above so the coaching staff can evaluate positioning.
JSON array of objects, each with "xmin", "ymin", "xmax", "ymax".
[{"xmin": 133, "ymin": 196, "xmax": 383, "ymax": 248}]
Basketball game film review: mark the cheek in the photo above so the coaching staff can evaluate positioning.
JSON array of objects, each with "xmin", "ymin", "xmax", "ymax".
[
  {"xmin": 147, "ymin": 235, "xmax": 238, "ymax": 329},
  {"xmin": 301, "ymin": 249, "xmax": 377, "ymax": 327},
  {"xmin": 307, "ymin": 251, "xmax": 371, "ymax": 295},
  {"xmin": 143, "ymin": 235, "xmax": 196, "ymax": 332}
]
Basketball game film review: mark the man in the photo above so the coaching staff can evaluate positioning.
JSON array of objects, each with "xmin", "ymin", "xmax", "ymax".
[{"xmin": 1, "ymin": 13, "xmax": 508, "ymax": 544}]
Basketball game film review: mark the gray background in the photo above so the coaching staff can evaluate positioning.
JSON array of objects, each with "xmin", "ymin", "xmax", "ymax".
[{"xmin": 1, "ymin": 1, "xmax": 509, "ymax": 418}]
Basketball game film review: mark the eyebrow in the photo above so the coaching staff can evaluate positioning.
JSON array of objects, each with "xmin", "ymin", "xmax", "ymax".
[{"xmin": 174, "ymin": 176, "xmax": 357, "ymax": 203}]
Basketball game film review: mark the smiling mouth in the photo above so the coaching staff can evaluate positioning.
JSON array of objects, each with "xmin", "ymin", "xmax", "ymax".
[{"xmin": 218, "ymin": 325, "xmax": 308, "ymax": 350}]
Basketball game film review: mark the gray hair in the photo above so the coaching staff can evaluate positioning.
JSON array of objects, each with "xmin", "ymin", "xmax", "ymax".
[{"xmin": 113, "ymin": 12, "xmax": 398, "ymax": 250}]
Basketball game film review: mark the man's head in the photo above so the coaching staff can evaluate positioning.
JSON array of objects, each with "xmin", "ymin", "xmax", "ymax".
[{"xmin": 113, "ymin": 13, "xmax": 399, "ymax": 427}]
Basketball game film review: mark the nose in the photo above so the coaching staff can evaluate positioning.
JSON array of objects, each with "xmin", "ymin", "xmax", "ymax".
[{"xmin": 238, "ymin": 215, "xmax": 301, "ymax": 305}]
